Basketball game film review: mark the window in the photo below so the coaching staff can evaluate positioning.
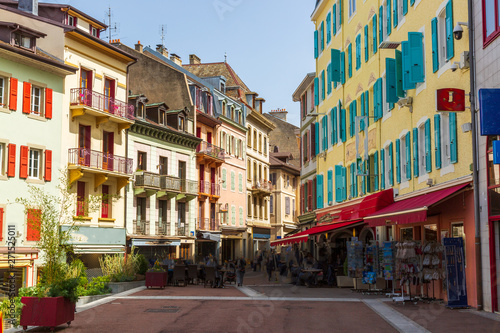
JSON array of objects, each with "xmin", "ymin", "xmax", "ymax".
[
  {"xmin": 0, "ymin": 76, "xmax": 6, "ymax": 108},
  {"xmin": 13, "ymin": 33, "xmax": 33, "ymax": 49},
  {"xmin": 239, "ymin": 173, "xmax": 243, "ymax": 192},
  {"xmin": 30, "ymin": 85, "xmax": 42, "ymax": 115},
  {"xmin": 437, "ymin": 113, "xmax": 452, "ymax": 169},
  {"xmin": 101, "ymin": 185, "xmax": 110, "ymax": 218},
  {"xmin": 264, "ymin": 137, "xmax": 267, "ymax": 156},
  {"xmin": 137, "ymin": 151, "xmax": 147, "ymax": 171},
  {"xmin": 90, "ymin": 25, "xmax": 100, "ymax": 38},
  {"xmin": 247, "ymin": 159, "xmax": 251, "ymax": 180},
  {"xmin": 67, "ymin": 14, "xmax": 77, "ymax": 26},
  {"xmin": 178, "ymin": 116, "xmax": 185, "ymax": 131},
  {"xmin": 76, "ymin": 181, "xmax": 87, "ymax": 217},
  {"xmin": 159, "ymin": 156, "xmax": 168, "ymax": 175},
  {"xmin": 285, "ymin": 197, "xmax": 290, "ymax": 215},
  {"xmin": 231, "ymin": 171, "xmax": 235, "ymax": 191},
  {"xmin": 177, "ymin": 202, "xmax": 185, "ymax": 228},
  {"xmin": 104, "ymin": 78, "xmax": 115, "ymax": 112},
  {"xmin": 247, "ymin": 195, "xmax": 252, "ymax": 217},
  {"xmin": 270, "ymin": 195, "xmax": 274, "ymax": 214},
  {"xmin": 433, "ymin": 2, "xmax": 454, "ymax": 70},
  {"xmin": 136, "ymin": 103, "xmax": 145, "ymax": 118},
  {"xmin": 0, "ymin": 143, "xmax": 4, "ymax": 176},
  {"xmin": 247, "ymin": 128, "xmax": 252, "ymax": 147},
  {"xmin": 28, "ymin": 148, "xmax": 41, "ymax": 179},
  {"xmin": 258, "ymin": 134, "xmax": 262, "ymax": 153},
  {"xmin": 400, "ymin": 133, "xmax": 411, "ymax": 181},
  {"xmin": 253, "ymin": 130, "xmax": 257, "ymax": 148},
  {"xmin": 401, "ymin": 227, "xmax": 413, "ymax": 241},
  {"xmin": 349, "ymin": 0, "xmax": 356, "ymax": 18},
  {"xmin": 484, "ymin": 0, "xmax": 500, "ymax": 44},
  {"xmin": 418, "ymin": 124, "xmax": 427, "ymax": 176}
]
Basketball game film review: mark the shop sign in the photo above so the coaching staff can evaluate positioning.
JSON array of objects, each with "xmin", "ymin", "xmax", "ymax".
[
  {"xmin": 479, "ymin": 89, "xmax": 500, "ymax": 135},
  {"xmin": 61, "ymin": 226, "xmax": 126, "ymax": 246},
  {"xmin": 436, "ymin": 88, "xmax": 465, "ymax": 112}
]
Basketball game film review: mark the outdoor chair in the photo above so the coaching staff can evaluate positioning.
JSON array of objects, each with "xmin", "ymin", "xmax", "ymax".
[
  {"xmin": 173, "ymin": 265, "xmax": 187, "ymax": 287},
  {"xmin": 204, "ymin": 266, "xmax": 216, "ymax": 288},
  {"xmin": 187, "ymin": 265, "xmax": 199, "ymax": 285}
]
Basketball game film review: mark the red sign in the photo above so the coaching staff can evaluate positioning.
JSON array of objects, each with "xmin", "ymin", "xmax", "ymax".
[{"xmin": 436, "ymin": 88, "xmax": 466, "ymax": 111}]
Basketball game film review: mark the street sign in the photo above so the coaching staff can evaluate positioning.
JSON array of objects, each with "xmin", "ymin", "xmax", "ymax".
[
  {"xmin": 436, "ymin": 88, "xmax": 466, "ymax": 112},
  {"xmin": 494, "ymin": 141, "xmax": 500, "ymax": 164},
  {"xmin": 479, "ymin": 89, "xmax": 500, "ymax": 135}
]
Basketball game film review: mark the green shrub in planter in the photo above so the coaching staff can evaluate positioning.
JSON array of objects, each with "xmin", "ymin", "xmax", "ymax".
[{"xmin": 136, "ymin": 254, "xmax": 149, "ymax": 275}]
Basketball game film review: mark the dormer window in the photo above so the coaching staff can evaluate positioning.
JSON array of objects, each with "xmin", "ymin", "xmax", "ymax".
[
  {"xmin": 159, "ymin": 109, "xmax": 166, "ymax": 125},
  {"xmin": 221, "ymin": 101, "xmax": 226, "ymax": 117},
  {"xmin": 13, "ymin": 33, "xmax": 33, "ymax": 50},
  {"xmin": 178, "ymin": 116, "xmax": 185, "ymax": 131},
  {"xmin": 136, "ymin": 103, "xmax": 145, "ymax": 118},
  {"xmin": 220, "ymin": 82, "xmax": 225, "ymax": 93},
  {"xmin": 67, "ymin": 14, "xmax": 77, "ymax": 27},
  {"xmin": 90, "ymin": 25, "xmax": 100, "ymax": 38}
]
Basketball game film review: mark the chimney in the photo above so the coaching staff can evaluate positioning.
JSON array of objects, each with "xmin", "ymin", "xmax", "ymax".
[
  {"xmin": 135, "ymin": 41, "xmax": 143, "ymax": 53},
  {"xmin": 270, "ymin": 108, "xmax": 288, "ymax": 121},
  {"xmin": 18, "ymin": 0, "xmax": 38, "ymax": 15},
  {"xmin": 170, "ymin": 53, "xmax": 182, "ymax": 66},
  {"xmin": 189, "ymin": 54, "xmax": 201, "ymax": 65},
  {"xmin": 156, "ymin": 44, "xmax": 168, "ymax": 58}
]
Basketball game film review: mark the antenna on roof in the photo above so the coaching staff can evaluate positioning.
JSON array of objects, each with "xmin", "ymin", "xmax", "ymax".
[
  {"xmin": 224, "ymin": 52, "xmax": 227, "ymax": 63},
  {"xmin": 105, "ymin": 6, "xmax": 119, "ymax": 41},
  {"xmin": 159, "ymin": 25, "xmax": 167, "ymax": 49}
]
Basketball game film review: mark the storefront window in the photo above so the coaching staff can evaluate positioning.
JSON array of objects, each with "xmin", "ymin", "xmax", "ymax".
[
  {"xmin": 487, "ymin": 135, "xmax": 500, "ymax": 217},
  {"xmin": 424, "ymin": 224, "xmax": 438, "ymax": 241},
  {"xmin": 452, "ymin": 222, "xmax": 466, "ymax": 266},
  {"xmin": 400, "ymin": 227, "xmax": 413, "ymax": 241}
]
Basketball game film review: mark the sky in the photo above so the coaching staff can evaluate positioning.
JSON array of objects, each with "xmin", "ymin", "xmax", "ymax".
[{"xmin": 43, "ymin": 0, "xmax": 316, "ymax": 127}]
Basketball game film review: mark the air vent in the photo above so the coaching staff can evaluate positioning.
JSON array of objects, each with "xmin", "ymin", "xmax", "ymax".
[{"xmin": 379, "ymin": 41, "xmax": 401, "ymax": 49}]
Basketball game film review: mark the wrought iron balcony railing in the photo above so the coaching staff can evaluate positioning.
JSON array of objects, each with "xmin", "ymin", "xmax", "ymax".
[
  {"xmin": 156, "ymin": 222, "xmax": 169, "ymax": 236},
  {"xmin": 135, "ymin": 171, "xmax": 161, "ymax": 188},
  {"xmin": 180, "ymin": 179, "xmax": 198, "ymax": 194},
  {"xmin": 160, "ymin": 175, "xmax": 181, "ymax": 192},
  {"xmin": 196, "ymin": 141, "xmax": 225, "ymax": 160},
  {"xmin": 70, "ymin": 88, "xmax": 134, "ymax": 120},
  {"xmin": 252, "ymin": 179, "xmax": 272, "ymax": 192},
  {"xmin": 133, "ymin": 220, "xmax": 149, "ymax": 235},
  {"xmin": 199, "ymin": 181, "xmax": 211, "ymax": 195},
  {"xmin": 211, "ymin": 183, "xmax": 220, "ymax": 197},
  {"xmin": 68, "ymin": 148, "xmax": 133, "ymax": 175},
  {"xmin": 198, "ymin": 218, "xmax": 209, "ymax": 230}
]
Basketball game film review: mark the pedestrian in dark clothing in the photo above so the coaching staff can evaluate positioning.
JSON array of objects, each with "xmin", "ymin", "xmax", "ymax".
[
  {"xmin": 267, "ymin": 251, "xmax": 276, "ymax": 281},
  {"xmin": 236, "ymin": 257, "xmax": 246, "ymax": 286}
]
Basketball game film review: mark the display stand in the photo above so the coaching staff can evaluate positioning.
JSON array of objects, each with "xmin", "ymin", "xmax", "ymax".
[
  {"xmin": 443, "ymin": 238, "xmax": 469, "ymax": 309},
  {"xmin": 421, "ymin": 241, "xmax": 444, "ymax": 303},
  {"xmin": 393, "ymin": 241, "xmax": 420, "ymax": 304},
  {"xmin": 382, "ymin": 241, "xmax": 398, "ymax": 297},
  {"xmin": 347, "ymin": 239, "xmax": 364, "ymax": 278}
]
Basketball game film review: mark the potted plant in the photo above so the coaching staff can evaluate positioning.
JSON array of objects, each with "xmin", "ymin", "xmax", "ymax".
[{"xmin": 145, "ymin": 261, "xmax": 168, "ymax": 289}]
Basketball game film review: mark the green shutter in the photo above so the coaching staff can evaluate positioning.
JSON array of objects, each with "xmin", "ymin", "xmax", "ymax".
[
  {"xmin": 333, "ymin": 4, "xmax": 337, "ymax": 35},
  {"xmin": 350, "ymin": 100, "xmax": 357, "ymax": 137},
  {"xmin": 387, "ymin": 0, "xmax": 392, "ymax": 36},
  {"xmin": 321, "ymin": 70, "xmax": 325, "ymax": 100},
  {"xmin": 393, "ymin": 0, "xmax": 398, "ymax": 28},
  {"xmin": 379, "ymin": 6, "xmax": 384, "ymax": 43},
  {"xmin": 361, "ymin": 161, "xmax": 366, "ymax": 194},
  {"xmin": 374, "ymin": 151, "xmax": 379, "ymax": 191},
  {"xmin": 239, "ymin": 173, "xmax": 243, "ymax": 192},
  {"xmin": 327, "ymin": 64, "xmax": 332, "ymax": 95},
  {"xmin": 402, "ymin": 41, "xmax": 416, "ymax": 90},
  {"xmin": 315, "ymin": 122, "xmax": 320, "ymax": 155},
  {"xmin": 410, "ymin": 0, "xmax": 415, "ymax": 5},
  {"xmin": 450, "ymin": 112, "xmax": 458, "ymax": 163},
  {"xmin": 340, "ymin": 108, "xmax": 346, "ymax": 142},
  {"xmin": 331, "ymin": 49, "xmax": 341, "ymax": 82},
  {"xmin": 408, "ymin": 32, "xmax": 425, "ymax": 83},
  {"xmin": 434, "ymin": 114, "xmax": 442, "ymax": 169},
  {"xmin": 380, "ymin": 149, "xmax": 385, "ymax": 189},
  {"xmin": 314, "ymin": 30, "xmax": 318, "ymax": 59},
  {"xmin": 342, "ymin": 167, "xmax": 347, "ymax": 201},
  {"xmin": 231, "ymin": 171, "xmax": 235, "ymax": 191},
  {"xmin": 364, "ymin": 25, "xmax": 369, "ymax": 62},
  {"xmin": 386, "ymin": 58, "xmax": 398, "ymax": 104},
  {"xmin": 348, "ymin": 44, "xmax": 352, "ymax": 78},
  {"xmin": 377, "ymin": 78, "xmax": 383, "ymax": 120},
  {"xmin": 335, "ymin": 165, "xmax": 343, "ymax": 202},
  {"xmin": 364, "ymin": 91, "xmax": 370, "ymax": 127},
  {"xmin": 340, "ymin": 51, "xmax": 346, "ymax": 84},
  {"xmin": 350, "ymin": 163, "xmax": 355, "ymax": 198},
  {"xmin": 388, "ymin": 142, "xmax": 394, "ymax": 186},
  {"xmin": 332, "ymin": 107, "xmax": 337, "ymax": 145},
  {"xmin": 446, "ymin": 0, "xmax": 454, "ymax": 60},
  {"xmin": 425, "ymin": 119, "xmax": 432, "ymax": 173},
  {"xmin": 403, "ymin": 0, "xmax": 408, "ymax": 15},
  {"xmin": 326, "ymin": 12, "xmax": 331, "ymax": 44},
  {"xmin": 328, "ymin": 170, "xmax": 333, "ymax": 204},
  {"xmin": 317, "ymin": 175, "xmax": 324, "ymax": 209},
  {"xmin": 222, "ymin": 168, "xmax": 227, "ymax": 189},
  {"xmin": 395, "ymin": 49, "xmax": 404, "ymax": 97},
  {"xmin": 396, "ymin": 138, "xmax": 401, "ymax": 184},
  {"xmin": 339, "ymin": 0, "xmax": 343, "ymax": 26},
  {"xmin": 373, "ymin": 14, "xmax": 378, "ymax": 54},
  {"xmin": 356, "ymin": 35, "xmax": 361, "ymax": 70},
  {"xmin": 314, "ymin": 77, "xmax": 319, "ymax": 106},
  {"xmin": 374, "ymin": 79, "xmax": 380, "ymax": 121},
  {"xmin": 406, "ymin": 132, "xmax": 412, "ymax": 180},
  {"xmin": 360, "ymin": 93, "xmax": 365, "ymax": 131},
  {"xmin": 432, "ymin": 17, "xmax": 439, "ymax": 73},
  {"xmin": 413, "ymin": 127, "xmax": 419, "ymax": 176},
  {"xmin": 320, "ymin": 21, "xmax": 325, "ymax": 52}
]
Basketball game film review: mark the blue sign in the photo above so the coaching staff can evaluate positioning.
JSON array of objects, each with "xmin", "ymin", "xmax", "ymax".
[
  {"xmin": 479, "ymin": 89, "xmax": 500, "ymax": 135},
  {"xmin": 443, "ymin": 237, "xmax": 468, "ymax": 309},
  {"xmin": 494, "ymin": 141, "xmax": 500, "ymax": 164}
]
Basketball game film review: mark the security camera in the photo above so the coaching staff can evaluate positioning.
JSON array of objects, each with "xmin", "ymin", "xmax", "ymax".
[
  {"xmin": 453, "ymin": 24, "xmax": 463, "ymax": 40},
  {"xmin": 450, "ymin": 62, "xmax": 459, "ymax": 72}
]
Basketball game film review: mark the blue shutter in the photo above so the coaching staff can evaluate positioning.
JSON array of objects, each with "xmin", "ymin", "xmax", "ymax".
[
  {"xmin": 434, "ymin": 114, "xmax": 442, "ymax": 169},
  {"xmin": 403, "ymin": 0, "xmax": 408, "ymax": 15},
  {"xmin": 374, "ymin": 151, "xmax": 379, "ymax": 191},
  {"xmin": 445, "ymin": 0, "xmax": 454, "ymax": 60},
  {"xmin": 388, "ymin": 143, "xmax": 394, "ymax": 186},
  {"xmin": 314, "ymin": 30, "xmax": 318, "ymax": 59},
  {"xmin": 374, "ymin": 79, "xmax": 380, "ymax": 121},
  {"xmin": 327, "ymin": 64, "xmax": 332, "ymax": 95},
  {"xmin": 331, "ymin": 49, "xmax": 341, "ymax": 82},
  {"xmin": 332, "ymin": 107, "xmax": 338, "ymax": 145},
  {"xmin": 361, "ymin": 161, "xmax": 366, "ymax": 195},
  {"xmin": 333, "ymin": 4, "xmax": 337, "ymax": 35},
  {"xmin": 349, "ymin": 164, "xmax": 354, "ymax": 198},
  {"xmin": 379, "ymin": 6, "xmax": 384, "ymax": 43},
  {"xmin": 393, "ymin": 0, "xmax": 398, "ymax": 28},
  {"xmin": 348, "ymin": 43, "xmax": 352, "ymax": 78},
  {"xmin": 401, "ymin": 41, "xmax": 416, "ymax": 90},
  {"xmin": 314, "ymin": 77, "xmax": 319, "ymax": 106},
  {"xmin": 431, "ymin": 18, "xmax": 439, "ymax": 73},
  {"xmin": 356, "ymin": 34, "xmax": 361, "ymax": 70},
  {"xmin": 317, "ymin": 175, "xmax": 324, "ymax": 209},
  {"xmin": 450, "ymin": 112, "xmax": 458, "ymax": 163},
  {"xmin": 425, "ymin": 119, "xmax": 432, "ymax": 173},
  {"xmin": 360, "ymin": 93, "xmax": 365, "ymax": 131},
  {"xmin": 408, "ymin": 32, "xmax": 425, "ymax": 83},
  {"xmin": 340, "ymin": 108, "xmax": 346, "ymax": 142},
  {"xmin": 320, "ymin": 21, "xmax": 325, "ymax": 52},
  {"xmin": 386, "ymin": 58, "xmax": 398, "ymax": 104},
  {"xmin": 395, "ymin": 50, "xmax": 404, "ymax": 98},
  {"xmin": 339, "ymin": 0, "xmax": 342, "ymax": 26},
  {"xmin": 340, "ymin": 52, "xmax": 346, "ymax": 84},
  {"xmin": 364, "ymin": 91, "xmax": 370, "ymax": 127},
  {"xmin": 328, "ymin": 170, "xmax": 333, "ymax": 204},
  {"xmin": 364, "ymin": 25, "xmax": 369, "ymax": 62},
  {"xmin": 413, "ymin": 127, "xmax": 419, "ymax": 176},
  {"xmin": 335, "ymin": 165, "xmax": 343, "ymax": 202},
  {"xmin": 315, "ymin": 122, "xmax": 320, "ymax": 155},
  {"xmin": 373, "ymin": 14, "xmax": 378, "ymax": 54},
  {"xmin": 321, "ymin": 70, "xmax": 325, "ymax": 100},
  {"xmin": 324, "ymin": 116, "xmax": 329, "ymax": 150},
  {"xmin": 387, "ymin": 0, "xmax": 392, "ymax": 36},
  {"xmin": 380, "ymin": 149, "xmax": 386, "ymax": 189},
  {"xmin": 326, "ymin": 12, "xmax": 331, "ymax": 44},
  {"xmin": 396, "ymin": 138, "xmax": 401, "ymax": 184},
  {"xmin": 377, "ymin": 78, "xmax": 383, "ymax": 120},
  {"xmin": 406, "ymin": 132, "xmax": 412, "ymax": 180},
  {"xmin": 410, "ymin": 0, "xmax": 415, "ymax": 5},
  {"xmin": 350, "ymin": 100, "xmax": 357, "ymax": 137},
  {"xmin": 342, "ymin": 167, "xmax": 347, "ymax": 201}
]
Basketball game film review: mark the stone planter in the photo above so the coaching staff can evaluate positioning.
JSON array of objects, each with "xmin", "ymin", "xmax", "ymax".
[
  {"xmin": 76, "ymin": 294, "xmax": 112, "ymax": 307},
  {"xmin": 336, "ymin": 276, "xmax": 354, "ymax": 288},
  {"xmin": 108, "ymin": 280, "xmax": 145, "ymax": 294},
  {"xmin": 145, "ymin": 271, "xmax": 168, "ymax": 289},
  {"xmin": 20, "ymin": 296, "xmax": 75, "ymax": 331}
]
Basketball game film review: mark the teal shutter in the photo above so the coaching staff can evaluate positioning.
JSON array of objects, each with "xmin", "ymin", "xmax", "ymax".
[
  {"xmin": 339, "ymin": 0, "xmax": 342, "ymax": 26},
  {"xmin": 314, "ymin": 77, "xmax": 319, "ymax": 106},
  {"xmin": 320, "ymin": 21, "xmax": 325, "ymax": 52},
  {"xmin": 445, "ymin": 0, "xmax": 454, "ymax": 60},
  {"xmin": 364, "ymin": 91, "xmax": 370, "ymax": 127},
  {"xmin": 340, "ymin": 52, "xmax": 346, "ymax": 84},
  {"xmin": 373, "ymin": 14, "xmax": 378, "ymax": 54},
  {"xmin": 374, "ymin": 151, "xmax": 379, "ymax": 191},
  {"xmin": 328, "ymin": 170, "xmax": 333, "ymax": 204},
  {"xmin": 434, "ymin": 114, "xmax": 442, "ymax": 169},
  {"xmin": 360, "ymin": 93, "xmax": 365, "ymax": 131},
  {"xmin": 406, "ymin": 132, "xmax": 412, "ymax": 180},
  {"xmin": 317, "ymin": 175, "xmax": 324, "ymax": 209},
  {"xmin": 396, "ymin": 138, "xmax": 401, "ymax": 184},
  {"xmin": 315, "ymin": 122, "xmax": 320, "ymax": 155},
  {"xmin": 386, "ymin": 58, "xmax": 398, "ymax": 104},
  {"xmin": 431, "ymin": 18, "xmax": 439, "ymax": 73},
  {"xmin": 366, "ymin": 160, "xmax": 371, "ymax": 193},
  {"xmin": 395, "ymin": 50, "xmax": 404, "ymax": 98},
  {"xmin": 342, "ymin": 167, "xmax": 347, "ymax": 201},
  {"xmin": 314, "ymin": 30, "xmax": 318, "ymax": 59},
  {"xmin": 380, "ymin": 149, "xmax": 386, "ymax": 189},
  {"xmin": 350, "ymin": 100, "xmax": 357, "ymax": 137},
  {"xmin": 374, "ymin": 79, "xmax": 380, "ymax": 121},
  {"xmin": 356, "ymin": 35, "xmax": 361, "ymax": 70},
  {"xmin": 387, "ymin": 0, "xmax": 392, "ymax": 36},
  {"xmin": 350, "ymin": 163, "xmax": 355, "ymax": 197},
  {"xmin": 324, "ymin": 116, "xmax": 329, "ymax": 150},
  {"xmin": 410, "ymin": 0, "xmax": 415, "ymax": 5},
  {"xmin": 335, "ymin": 165, "xmax": 343, "ymax": 202},
  {"xmin": 450, "ymin": 112, "xmax": 458, "ymax": 163},
  {"xmin": 425, "ymin": 119, "xmax": 432, "ymax": 173},
  {"xmin": 408, "ymin": 32, "xmax": 425, "ymax": 83},
  {"xmin": 379, "ymin": 6, "xmax": 384, "ymax": 42},
  {"xmin": 377, "ymin": 78, "xmax": 383, "ymax": 120},
  {"xmin": 327, "ymin": 64, "xmax": 332, "ymax": 95},
  {"xmin": 348, "ymin": 43, "xmax": 352, "ymax": 78},
  {"xmin": 361, "ymin": 161, "xmax": 366, "ymax": 195},
  {"xmin": 393, "ymin": 0, "xmax": 398, "ymax": 28},
  {"xmin": 321, "ymin": 70, "xmax": 325, "ymax": 100},
  {"xmin": 333, "ymin": 4, "xmax": 337, "ymax": 35},
  {"xmin": 332, "ymin": 107, "xmax": 338, "ymax": 145},
  {"xmin": 388, "ymin": 142, "xmax": 394, "ymax": 186},
  {"xmin": 401, "ymin": 41, "xmax": 416, "ymax": 90},
  {"xmin": 364, "ymin": 25, "xmax": 369, "ymax": 62},
  {"xmin": 403, "ymin": 0, "xmax": 408, "ymax": 15},
  {"xmin": 413, "ymin": 127, "xmax": 419, "ymax": 176},
  {"xmin": 326, "ymin": 12, "xmax": 331, "ymax": 44},
  {"xmin": 331, "ymin": 49, "xmax": 341, "ymax": 82},
  {"xmin": 340, "ymin": 108, "xmax": 346, "ymax": 142}
]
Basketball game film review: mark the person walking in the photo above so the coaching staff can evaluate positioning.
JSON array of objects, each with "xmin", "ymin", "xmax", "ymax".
[
  {"xmin": 266, "ymin": 250, "xmax": 276, "ymax": 282},
  {"xmin": 236, "ymin": 256, "xmax": 246, "ymax": 286}
]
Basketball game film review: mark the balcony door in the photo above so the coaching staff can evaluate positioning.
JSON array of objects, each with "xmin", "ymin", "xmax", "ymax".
[
  {"xmin": 104, "ymin": 78, "xmax": 115, "ymax": 112},
  {"xmin": 178, "ymin": 161, "xmax": 186, "ymax": 192},
  {"xmin": 207, "ymin": 132, "xmax": 212, "ymax": 144},
  {"xmin": 80, "ymin": 68, "xmax": 92, "ymax": 106},
  {"xmin": 200, "ymin": 164, "xmax": 205, "ymax": 193},
  {"xmin": 78, "ymin": 125, "xmax": 91, "ymax": 166},
  {"xmin": 210, "ymin": 203, "xmax": 216, "ymax": 230},
  {"xmin": 103, "ymin": 131, "xmax": 114, "ymax": 171}
]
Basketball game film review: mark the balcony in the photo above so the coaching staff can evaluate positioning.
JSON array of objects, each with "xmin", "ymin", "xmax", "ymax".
[
  {"xmin": 68, "ymin": 148, "xmax": 133, "ymax": 190},
  {"xmin": 70, "ymin": 88, "xmax": 135, "ymax": 131},
  {"xmin": 158, "ymin": 175, "xmax": 181, "ymax": 199},
  {"xmin": 133, "ymin": 220, "xmax": 150, "ymax": 235},
  {"xmin": 175, "ymin": 224, "xmax": 190, "ymax": 237},
  {"xmin": 156, "ymin": 222, "xmax": 169, "ymax": 236},
  {"xmin": 196, "ymin": 141, "xmax": 225, "ymax": 166},
  {"xmin": 198, "ymin": 181, "xmax": 211, "ymax": 198},
  {"xmin": 196, "ymin": 218, "xmax": 219, "ymax": 231},
  {"xmin": 251, "ymin": 179, "xmax": 272, "ymax": 196},
  {"xmin": 181, "ymin": 180, "xmax": 198, "ymax": 195},
  {"xmin": 210, "ymin": 183, "xmax": 220, "ymax": 201},
  {"xmin": 134, "ymin": 171, "xmax": 161, "ymax": 197}
]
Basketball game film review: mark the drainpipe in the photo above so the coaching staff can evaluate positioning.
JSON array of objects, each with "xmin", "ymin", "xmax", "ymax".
[{"xmin": 468, "ymin": 0, "xmax": 482, "ymax": 311}]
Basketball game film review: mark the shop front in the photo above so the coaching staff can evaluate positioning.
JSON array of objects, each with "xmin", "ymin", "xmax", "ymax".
[
  {"xmin": 129, "ymin": 238, "xmax": 182, "ymax": 263},
  {"xmin": 252, "ymin": 227, "xmax": 271, "ymax": 255},
  {"xmin": 220, "ymin": 225, "xmax": 246, "ymax": 261},
  {"xmin": 195, "ymin": 231, "xmax": 220, "ymax": 262},
  {"xmin": 0, "ymin": 248, "xmax": 38, "ymax": 296}
]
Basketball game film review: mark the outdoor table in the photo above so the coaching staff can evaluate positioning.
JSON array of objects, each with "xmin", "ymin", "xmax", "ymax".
[{"xmin": 300, "ymin": 268, "xmax": 323, "ymax": 286}]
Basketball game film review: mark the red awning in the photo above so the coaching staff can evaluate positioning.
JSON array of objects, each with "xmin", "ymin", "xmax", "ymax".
[{"xmin": 365, "ymin": 183, "xmax": 470, "ymax": 227}]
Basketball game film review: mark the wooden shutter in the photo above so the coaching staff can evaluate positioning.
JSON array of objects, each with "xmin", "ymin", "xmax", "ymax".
[
  {"xmin": 413, "ymin": 128, "xmax": 419, "ymax": 176},
  {"xmin": 327, "ymin": 64, "xmax": 332, "ymax": 95},
  {"xmin": 395, "ymin": 50, "xmax": 404, "ymax": 98},
  {"xmin": 434, "ymin": 114, "xmax": 442, "ymax": 169},
  {"xmin": 450, "ymin": 112, "xmax": 458, "ymax": 163},
  {"xmin": 320, "ymin": 21, "xmax": 325, "ymax": 52},
  {"xmin": 22, "ymin": 81, "xmax": 31, "ymax": 114},
  {"xmin": 332, "ymin": 4, "xmax": 337, "ymax": 35},
  {"xmin": 360, "ymin": 93, "xmax": 365, "ymax": 131},
  {"xmin": 380, "ymin": 149, "xmax": 385, "ymax": 189},
  {"xmin": 364, "ymin": 91, "xmax": 370, "ymax": 127},
  {"xmin": 386, "ymin": 58, "xmax": 398, "ymax": 104},
  {"xmin": 321, "ymin": 70, "xmax": 325, "ymax": 100},
  {"xmin": 44, "ymin": 149, "xmax": 52, "ymax": 181},
  {"xmin": 445, "ymin": 0, "xmax": 454, "ymax": 61},
  {"xmin": 347, "ymin": 43, "xmax": 352, "ymax": 78},
  {"xmin": 341, "ymin": 166, "xmax": 347, "ymax": 201},
  {"xmin": 410, "ymin": 0, "xmax": 415, "ymax": 5},
  {"xmin": 349, "ymin": 164, "xmax": 355, "ymax": 198},
  {"xmin": 396, "ymin": 139, "xmax": 401, "ymax": 184},
  {"xmin": 338, "ymin": 0, "xmax": 342, "ymax": 25},
  {"xmin": 315, "ymin": 122, "xmax": 320, "ymax": 156},
  {"xmin": 364, "ymin": 25, "xmax": 369, "ymax": 62},
  {"xmin": 326, "ymin": 12, "xmax": 331, "ymax": 43},
  {"xmin": 393, "ymin": 0, "xmax": 398, "ymax": 27},
  {"xmin": 431, "ymin": 18, "xmax": 439, "ymax": 73},
  {"xmin": 331, "ymin": 49, "xmax": 341, "ymax": 82},
  {"xmin": 401, "ymin": 41, "xmax": 416, "ymax": 90},
  {"xmin": 340, "ymin": 108, "xmax": 346, "ymax": 142},
  {"xmin": 373, "ymin": 14, "xmax": 378, "ymax": 54},
  {"xmin": 387, "ymin": 0, "xmax": 392, "ymax": 36},
  {"xmin": 406, "ymin": 132, "xmax": 412, "ymax": 179},
  {"xmin": 408, "ymin": 32, "xmax": 425, "ymax": 83},
  {"xmin": 379, "ymin": 6, "xmax": 384, "ymax": 45},
  {"xmin": 332, "ymin": 107, "xmax": 338, "ymax": 144},
  {"xmin": 316, "ymin": 175, "xmax": 323, "ymax": 209},
  {"xmin": 26, "ymin": 209, "xmax": 41, "ymax": 241},
  {"xmin": 388, "ymin": 142, "xmax": 394, "ymax": 186},
  {"xmin": 403, "ymin": 0, "xmax": 408, "ymax": 15},
  {"xmin": 312, "ymin": 177, "xmax": 317, "ymax": 210},
  {"xmin": 0, "ymin": 207, "xmax": 3, "ymax": 241},
  {"xmin": 9, "ymin": 77, "xmax": 18, "ymax": 111},
  {"xmin": 307, "ymin": 180, "xmax": 312, "ymax": 211},
  {"xmin": 328, "ymin": 170, "xmax": 333, "ymax": 204},
  {"xmin": 335, "ymin": 165, "xmax": 342, "ymax": 203},
  {"xmin": 314, "ymin": 77, "xmax": 319, "ymax": 106},
  {"xmin": 355, "ymin": 34, "xmax": 361, "ymax": 70},
  {"xmin": 374, "ymin": 151, "xmax": 379, "ymax": 191},
  {"xmin": 425, "ymin": 119, "xmax": 432, "ymax": 172},
  {"xmin": 45, "ymin": 88, "xmax": 53, "ymax": 119},
  {"xmin": 7, "ymin": 143, "xmax": 15, "ymax": 177},
  {"xmin": 314, "ymin": 30, "xmax": 318, "ymax": 58},
  {"xmin": 19, "ymin": 145, "xmax": 28, "ymax": 179},
  {"xmin": 340, "ymin": 51, "xmax": 346, "ymax": 84}
]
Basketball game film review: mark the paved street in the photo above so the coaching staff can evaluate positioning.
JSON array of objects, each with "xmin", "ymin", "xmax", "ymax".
[{"xmin": 14, "ymin": 271, "xmax": 500, "ymax": 333}]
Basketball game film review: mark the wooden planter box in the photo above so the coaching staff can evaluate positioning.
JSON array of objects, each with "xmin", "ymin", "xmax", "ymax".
[
  {"xmin": 145, "ymin": 271, "xmax": 168, "ymax": 289},
  {"xmin": 20, "ymin": 296, "xmax": 75, "ymax": 331}
]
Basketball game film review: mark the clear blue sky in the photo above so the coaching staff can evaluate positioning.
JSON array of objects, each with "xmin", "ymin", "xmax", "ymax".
[{"xmin": 44, "ymin": 0, "xmax": 315, "ymax": 126}]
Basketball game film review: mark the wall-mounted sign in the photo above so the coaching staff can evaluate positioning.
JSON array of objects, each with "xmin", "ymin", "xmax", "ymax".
[
  {"xmin": 479, "ymin": 89, "xmax": 500, "ymax": 135},
  {"xmin": 494, "ymin": 141, "xmax": 500, "ymax": 164},
  {"xmin": 436, "ymin": 88, "xmax": 466, "ymax": 112}
]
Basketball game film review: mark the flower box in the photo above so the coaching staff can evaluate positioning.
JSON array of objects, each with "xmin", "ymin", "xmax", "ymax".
[
  {"xmin": 20, "ymin": 296, "xmax": 75, "ymax": 331},
  {"xmin": 145, "ymin": 271, "xmax": 168, "ymax": 289}
]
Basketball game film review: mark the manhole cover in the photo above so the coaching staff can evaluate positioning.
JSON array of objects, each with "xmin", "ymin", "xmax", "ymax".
[{"xmin": 145, "ymin": 308, "xmax": 180, "ymax": 313}]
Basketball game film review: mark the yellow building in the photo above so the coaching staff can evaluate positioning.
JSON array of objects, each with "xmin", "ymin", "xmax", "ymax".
[{"xmin": 306, "ymin": 0, "xmax": 478, "ymax": 307}]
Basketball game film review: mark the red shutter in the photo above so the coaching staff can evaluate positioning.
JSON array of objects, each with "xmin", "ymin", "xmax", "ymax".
[
  {"xmin": 7, "ymin": 143, "xmax": 15, "ymax": 177},
  {"xmin": 45, "ymin": 88, "xmax": 52, "ymax": 119},
  {"xmin": 19, "ymin": 145, "xmax": 28, "ymax": 179},
  {"xmin": 0, "ymin": 208, "xmax": 4, "ymax": 241},
  {"xmin": 300, "ymin": 184, "xmax": 304, "ymax": 214},
  {"xmin": 307, "ymin": 180, "xmax": 313, "ymax": 212},
  {"xmin": 44, "ymin": 149, "xmax": 52, "ymax": 181},
  {"xmin": 9, "ymin": 77, "xmax": 17, "ymax": 111},
  {"xmin": 22, "ymin": 82, "xmax": 31, "ymax": 114},
  {"xmin": 26, "ymin": 208, "xmax": 41, "ymax": 241}
]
